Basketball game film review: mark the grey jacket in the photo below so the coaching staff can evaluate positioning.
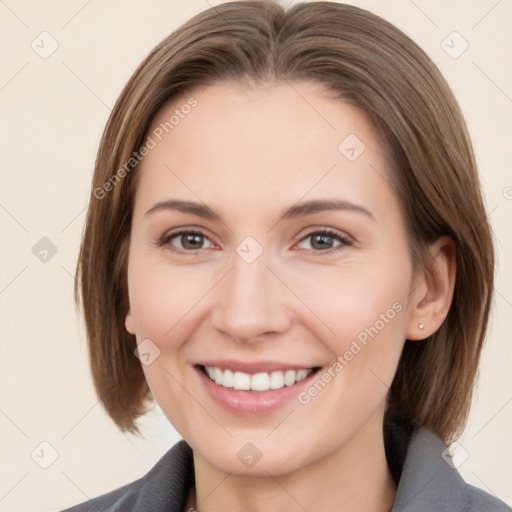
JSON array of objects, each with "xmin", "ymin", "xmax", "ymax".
[{"xmin": 61, "ymin": 417, "xmax": 510, "ymax": 511}]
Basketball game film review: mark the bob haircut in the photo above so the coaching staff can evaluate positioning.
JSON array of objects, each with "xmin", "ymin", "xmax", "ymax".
[{"xmin": 75, "ymin": 0, "xmax": 494, "ymax": 443}]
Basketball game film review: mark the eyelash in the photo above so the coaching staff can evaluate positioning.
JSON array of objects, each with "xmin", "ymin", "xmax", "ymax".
[{"xmin": 155, "ymin": 228, "xmax": 353, "ymax": 256}]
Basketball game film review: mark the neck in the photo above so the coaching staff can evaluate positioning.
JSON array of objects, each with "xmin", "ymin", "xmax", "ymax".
[{"xmin": 187, "ymin": 414, "xmax": 397, "ymax": 512}]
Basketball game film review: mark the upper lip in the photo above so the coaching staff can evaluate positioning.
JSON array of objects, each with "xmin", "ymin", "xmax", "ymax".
[{"xmin": 196, "ymin": 360, "xmax": 321, "ymax": 374}]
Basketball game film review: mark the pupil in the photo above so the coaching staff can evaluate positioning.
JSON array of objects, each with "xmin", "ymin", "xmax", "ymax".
[
  {"xmin": 312, "ymin": 234, "xmax": 333, "ymax": 250},
  {"xmin": 183, "ymin": 234, "xmax": 203, "ymax": 249}
]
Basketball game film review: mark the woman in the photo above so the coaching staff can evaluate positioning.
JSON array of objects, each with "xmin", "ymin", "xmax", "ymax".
[{"xmin": 62, "ymin": 1, "xmax": 510, "ymax": 511}]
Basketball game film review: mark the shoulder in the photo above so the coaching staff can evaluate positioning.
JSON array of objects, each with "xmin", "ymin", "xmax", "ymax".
[
  {"xmin": 60, "ymin": 478, "xmax": 143, "ymax": 512},
  {"xmin": 60, "ymin": 439, "xmax": 194, "ymax": 512},
  {"xmin": 390, "ymin": 424, "xmax": 511, "ymax": 511},
  {"xmin": 463, "ymin": 483, "xmax": 512, "ymax": 512}
]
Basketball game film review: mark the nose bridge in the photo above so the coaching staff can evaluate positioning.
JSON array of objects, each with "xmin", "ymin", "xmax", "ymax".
[{"xmin": 210, "ymin": 243, "xmax": 290, "ymax": 342}]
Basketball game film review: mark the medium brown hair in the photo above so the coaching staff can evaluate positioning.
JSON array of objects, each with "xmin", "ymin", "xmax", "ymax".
[{"xmin": 75, "ymin": 0, "xmax": 494, "ymax": 442}]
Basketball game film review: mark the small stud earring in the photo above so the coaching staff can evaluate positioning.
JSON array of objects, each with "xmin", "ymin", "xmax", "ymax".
[{"xmin": 418, "ymin": 323, "xmax": 424, "ymax": 330}]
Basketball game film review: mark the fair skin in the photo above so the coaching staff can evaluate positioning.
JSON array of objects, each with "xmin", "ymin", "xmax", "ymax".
[{"xmin": 125, "ymin": 80, "xmax": 456, "ymax": 512}]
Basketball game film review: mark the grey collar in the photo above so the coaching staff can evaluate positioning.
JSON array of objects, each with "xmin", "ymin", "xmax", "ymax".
[{"xmin": 65, "ymin": 416, "xmax": 510, "ymax": 511}]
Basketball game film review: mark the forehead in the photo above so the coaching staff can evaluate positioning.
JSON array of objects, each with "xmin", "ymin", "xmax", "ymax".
[{"xmin": 134, "ymin": 80, "xmax": 398, "ymax": 218}]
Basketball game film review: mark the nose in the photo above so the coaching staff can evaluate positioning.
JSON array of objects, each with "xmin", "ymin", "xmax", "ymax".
[{"xmin": 209, "ymin": 249, "xmax": 292, "ymax": 344}]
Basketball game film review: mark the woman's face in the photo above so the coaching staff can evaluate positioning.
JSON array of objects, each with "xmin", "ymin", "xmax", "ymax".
[{"xmin": 125, "ymin": 80, "xmax": 420, "ymax": 476}]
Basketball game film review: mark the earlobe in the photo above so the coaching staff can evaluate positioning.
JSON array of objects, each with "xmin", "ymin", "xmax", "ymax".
[
  {"xmin": 406, "ymin": 236, "xmax": 456, "ymax": 340},
  {"xmin": 125, "ymin": 309, "xmax": 136, "ymax": 335}
]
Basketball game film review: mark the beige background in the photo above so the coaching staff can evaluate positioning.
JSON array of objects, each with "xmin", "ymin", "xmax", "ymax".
[{"xmin": 1, "ymin": 0, "xmax": 511, "ymax": 510}]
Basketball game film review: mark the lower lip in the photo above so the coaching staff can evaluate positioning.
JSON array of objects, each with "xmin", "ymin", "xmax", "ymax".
[{"xmin": 195, "ymin": 366, "xmax": 318, "ymax": 415}]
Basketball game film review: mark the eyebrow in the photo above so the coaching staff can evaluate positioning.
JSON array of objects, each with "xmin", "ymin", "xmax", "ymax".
[{"xmin": 144, "ymin": 198, "xmax": 374, "ymax": 221}]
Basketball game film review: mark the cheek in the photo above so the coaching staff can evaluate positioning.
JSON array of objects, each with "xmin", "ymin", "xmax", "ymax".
[
  {"xmin": 296, "ymin": 259, "xmax": 408, "ymax": 337},
  {"xmin": 128, "ymin": 255, "xmax": 214, "ymax": 341},
  {"xmin": 127, "ymin": 257, "xmax": 212, "ymax": 436},
  {"xmin": 291, "ymin": 256, "xmax": 410, "ymax": 391},
  {"xmin": 290, "ymin": 284, "xmax": 407, "ymax": 446}
]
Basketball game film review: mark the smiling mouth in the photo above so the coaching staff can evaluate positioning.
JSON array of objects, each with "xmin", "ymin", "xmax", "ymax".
[{"xmin": 198, "ymin": 364, "xmax": 321, "ymax": 392}]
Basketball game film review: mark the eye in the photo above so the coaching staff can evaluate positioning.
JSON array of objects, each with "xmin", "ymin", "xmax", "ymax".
[
  {"xmin": 156, "ymin": 228, "xmax": 353, "ymax": 255},
  {"xmin": 295, "ymin": 229, "xmax": 353, "ymax": 254},
  {"xmin": 158, "ymin": 230, "xmax": 215, "ymax": 253}
]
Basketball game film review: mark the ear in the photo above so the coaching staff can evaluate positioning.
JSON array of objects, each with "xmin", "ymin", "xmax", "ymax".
[
  {"xmin": 125, "ymin": 308, "xmax": 136, "ymax": 335},
  {"xmin": 406, "ymin": 236, "xmax": 456, "ymax": 340}
]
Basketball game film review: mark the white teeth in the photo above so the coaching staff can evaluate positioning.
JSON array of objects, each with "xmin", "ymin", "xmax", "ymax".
[
  {"xmin": 251, "ymin": 372, "xmax": 269, "ymax": 391},
  {"xmin": 269, "ymin": 371, "xmax": 284, "ymax": 389},
  {"xmin": 204, "ymin": 366, "xmax": 313, "ymax": 391},
  {"xmin": 214, "ymin": 367, "xmax": 223, "ymax": 385},
  {"xmin": 296, "ymin": 369, "xmax": 308, "ymax": 381},
  {"xmin": 284, "ymin": 370, "xmax": 296, "ymax": 386},
  {"xmin": 233, "ymin": 371, "xmax": 251, "ymax": 390},
  {"xmin": 223, "ymin": 369, "xmax": 234, "ymax": 388}
]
